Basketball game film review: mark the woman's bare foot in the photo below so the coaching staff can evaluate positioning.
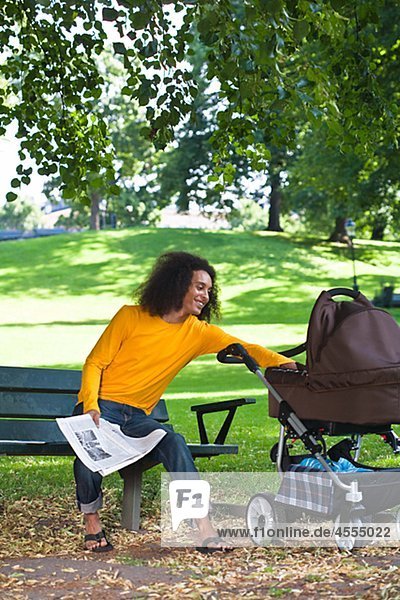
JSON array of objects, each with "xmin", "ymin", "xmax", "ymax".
[
  {"xmin": 84, "ymin": 512, "xmax": 113, "ymax": 552},
  {"xmin": 196, "ymin": 516, "xmax": 233, "ymax": 553}
]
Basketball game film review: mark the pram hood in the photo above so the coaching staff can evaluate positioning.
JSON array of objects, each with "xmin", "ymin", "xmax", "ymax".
[
  {"xmin": 268, "ymin": 289, "xmax": 400, "ymax": 425},
  {"xmin": 307, "ymin": 290, "xmax": 400, "ymax": 390}
]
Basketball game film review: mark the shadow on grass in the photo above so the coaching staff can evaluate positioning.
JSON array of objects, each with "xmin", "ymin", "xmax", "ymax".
[
  {"xmin": 0, "ymin": 455, "xmax": 123, "ymax": 500},
  {"xmin": 3, "ymin": 320, "xmax": 110, "ymax": 328},
  {"xmin": 2, "ymin": 230, "xmax": 397, "ymax": 331},
  {"xmin": 223, "ymin": 277, "xmax": 400, "ymax": 326},
  {"xmin": 0, "ymin": 229, "xmax": 353, "ymax": 299}
]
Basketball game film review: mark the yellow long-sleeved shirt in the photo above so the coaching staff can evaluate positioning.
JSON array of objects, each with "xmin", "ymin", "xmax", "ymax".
[{"xmin": 78, "ymin": 305, "xmax": 290, "ymax": 414}]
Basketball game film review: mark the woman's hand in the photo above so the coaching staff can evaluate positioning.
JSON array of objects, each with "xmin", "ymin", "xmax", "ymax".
[
  {"xmin": 87, "ymin": 409, "xmax": 100, "ymax": 427},
  {"xmin": 281, "ymin": 362, "xmax": 297, "ymax": 370}
]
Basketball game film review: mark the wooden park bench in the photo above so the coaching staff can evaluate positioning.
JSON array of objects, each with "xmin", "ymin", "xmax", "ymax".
[
  {"xmin": 373, "ymin": 285, "xmax": 400, "ymax": 308},
  {"xmin": 0, "ymin": 365, "xmax": 255, "ymax": 530}
]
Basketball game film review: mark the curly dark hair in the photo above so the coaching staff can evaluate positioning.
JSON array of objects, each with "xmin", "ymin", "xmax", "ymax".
[{"xmin": 135, "ymin": 252, "xmax": 221, "ymax": 322}]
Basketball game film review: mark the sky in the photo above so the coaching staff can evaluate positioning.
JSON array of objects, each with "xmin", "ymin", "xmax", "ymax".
[{"xmin": 0, "ymin": 123, "xmax": 47, "ymax": 207}]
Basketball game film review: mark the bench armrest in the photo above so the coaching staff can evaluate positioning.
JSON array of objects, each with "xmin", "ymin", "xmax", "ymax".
[{"xmin": 190, "ymin": 398, "xmax": 256, "ymax": 445}]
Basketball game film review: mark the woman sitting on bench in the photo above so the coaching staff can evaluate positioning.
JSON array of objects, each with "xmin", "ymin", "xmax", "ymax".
[{"xmin": 74, "ymin": 251, "xmax": 295, "ymax": 553}]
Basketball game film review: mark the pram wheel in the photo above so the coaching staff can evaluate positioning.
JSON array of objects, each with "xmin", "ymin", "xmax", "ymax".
[
  {"xmin": 270, "ymin": 443, "xmax": 278, "ymax": 463},
  {"xmin": 245, "ymin": 492, "xmax": 286, "ymax": 547},
  {"xmin": 333, "ymin": 512, "xmax": 363, "ymax": 552}
]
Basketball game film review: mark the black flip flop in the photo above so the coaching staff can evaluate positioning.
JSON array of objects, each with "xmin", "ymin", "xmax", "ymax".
[
  {"xmin": 84, "ymin": 529, "xmax": 114, "ymax": 553},
  {"xmin": 196, "ymin": 536, "xmax": 234, "ymax": 554}
]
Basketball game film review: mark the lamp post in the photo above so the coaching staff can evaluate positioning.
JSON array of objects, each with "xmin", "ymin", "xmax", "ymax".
[{"xmin": 344, "ymin": 218, "xmax": 359, "ymax": 292}]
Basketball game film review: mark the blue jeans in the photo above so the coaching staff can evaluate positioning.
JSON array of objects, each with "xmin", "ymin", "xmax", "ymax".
[{"xmin": 73, "ymin": 399, "xmax": 198, "ymax": 513}]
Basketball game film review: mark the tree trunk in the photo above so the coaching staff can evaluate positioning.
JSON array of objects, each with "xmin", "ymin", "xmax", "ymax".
[
  {"xmin": 371, "ymin": 218, "xmax": 386, "ymax": 240},
  {"xmin": 328, "ymin": 216, "xmax": 348, "ymax": 242},
  {"xmin": 90, "ymin": 192, "xmax": 100, "ymax": 231},
  {"xmin": 267, "ymin": 148, "xmax": 284, "ymax": 232},
  {"xmin": 267, "ymin": 172, "xmax": 283, "ymax": 231}
]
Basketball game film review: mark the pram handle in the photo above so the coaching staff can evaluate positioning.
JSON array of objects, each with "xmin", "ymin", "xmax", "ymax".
[
  {"xmin": 327, "ymin": 287, "xmax": 359, "ymax": 299},
  {"xmin": 217, "ymin": 343, "xmax": 260, "ymax": 374},
  {"xmin": 280, "ymin": 342, "xmax": 306, "ymax": 358},
  {"xmin": 272, "ymin": 289, "xmax": 359, "ymax": 359}
]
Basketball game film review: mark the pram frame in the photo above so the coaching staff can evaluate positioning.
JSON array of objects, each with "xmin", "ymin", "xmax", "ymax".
[
  {"xmin": 217, "ymin": 340, "xmax": 362, "ymax": 502},
  {"xmin": 218, "ymin": 287, "xmax": 400, "ymax": 548}
]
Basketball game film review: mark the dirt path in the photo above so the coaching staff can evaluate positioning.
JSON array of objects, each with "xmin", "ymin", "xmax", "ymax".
[
  {"xmin": 2, "ymin": 547, "xmax": 400, "ymax": 599},
  {"xmin": 0, "ymin": 556, "xmax": 186, "ymax": 599},
  {"xmin": 2, "ymin": 497, "xmax": 400, "ymax": 598},
  {"xmin": 0, "ymin": 518, "xmax": 194, "ymax": 599}
]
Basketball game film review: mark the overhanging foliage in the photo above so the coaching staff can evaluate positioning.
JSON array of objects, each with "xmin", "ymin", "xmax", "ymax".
[{"xmin": 0, "ymin": 0, "xmax": 398, "ymax": 203}]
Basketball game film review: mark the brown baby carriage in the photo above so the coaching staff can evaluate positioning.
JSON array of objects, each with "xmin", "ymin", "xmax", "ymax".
[
  {"xmin": 217, "ymin": 288, "xmax": 400, "ymax": 550},
  {"xmin": 268, "ymin": 287, "xmax": 400, "ymax": 426}
]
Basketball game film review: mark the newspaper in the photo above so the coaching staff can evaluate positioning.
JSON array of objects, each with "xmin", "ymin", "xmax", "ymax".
[{"xmin": 56, "ymin": 414, "xmax": 167, "ymax": 476}]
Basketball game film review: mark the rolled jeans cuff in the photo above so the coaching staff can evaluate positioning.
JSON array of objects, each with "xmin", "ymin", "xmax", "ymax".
[{"xmin": 78, "ymin": 494, "xmax": 103, "ymax": 514}]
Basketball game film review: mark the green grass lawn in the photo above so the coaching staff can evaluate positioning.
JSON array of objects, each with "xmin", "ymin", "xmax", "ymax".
[{"xmin": 1, "ymin": 228, "xmax": 400, "ymax": 502}]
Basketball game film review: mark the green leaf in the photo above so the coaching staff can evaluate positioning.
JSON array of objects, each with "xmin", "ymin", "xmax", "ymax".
[
  {"xmin": 326, "ymin": 119, "xmax": 343, "ymax": 135},
  {"xmin": 197, "ymin": 17, "xmax": 211, "ymax": 34},
  {"xmin": 102, "ymin": 8, "xmax": 119, "ymax": 21},
  {"xmin": 6, "ymin": 192, "xmax": 18, "ymax": 202},
  {"xmin": 109, "ymin": 184, "xmax": 120, "ymax": 195},
  {"xmin": 131, "ymin": 10, "xmax": 151, "ymax": 30},
  {"xmin": 11, "ymin": 178, "xmax": 21, "ymax": 188},
  {"xmin": 169, "ymin": 107, "xmax": 180, "ymax": 126},
  {"xmin": 146, "ymin": 106, "xmax": 155, "ymax": 120},
  {"xmin": 142, "ymin": 40, "xmax": 158, "ymax": 58},
  {"xmin": 157, "ymin": 93, "xmax": 168, "ymax": 107},
  {"xmin": 293, "ymin": 20, "xmax": 310, "ymax": 42},
  {"xmin": 113, "ymin": 42, "xmax": 126, "ymax": 55},
  {"xmin": 330, "ymin": 0, "xmax": 348, "ymax": 15},
  {"xmin": 261, "ymin": 0, "xmax": 283, "ymax": 15},
  {"xmin": 90, "ymin": 177, "xmax": 103, "ymax": 190},
  {"xmin": 223, "ymin": 163, "xmax": 235, "ymax": 185},
  {"xmin": 62, "ymin": 187, "xmax": 77, "ymax": 200},
  {"xmin": 221, "ymin": 61, "xmax": 238, "ymax": 78},
  {"xmin": 199, "ymin": 31, "xmax": 219, "ymax": 46},
  {"xmin": 239, "ymin": 80, "xmax": 254, "ymax": 99}
]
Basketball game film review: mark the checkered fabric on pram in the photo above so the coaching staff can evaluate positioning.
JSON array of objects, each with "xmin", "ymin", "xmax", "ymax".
[{"xmin": 275, "ymin": 471, "xmax": 335, "ymax": 514}]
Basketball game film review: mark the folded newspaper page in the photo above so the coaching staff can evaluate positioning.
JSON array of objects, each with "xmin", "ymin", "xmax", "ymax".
[{"xmin": 56, "ymin": 414, "xmax": 167, "ymax": 476}]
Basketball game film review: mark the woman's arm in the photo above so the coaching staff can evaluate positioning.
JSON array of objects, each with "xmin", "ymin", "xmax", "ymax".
[
  {"xmin": 198, "ymin": 322, "xmax": 297, "ymax": 369},
  {"xmin": 78, "ymin": 306, "xmax": 131, "ymax": 414}
]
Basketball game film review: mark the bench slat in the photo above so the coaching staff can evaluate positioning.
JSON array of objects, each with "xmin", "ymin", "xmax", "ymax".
[
  {"xmin": 0, "ymin": 420, "xmax": 67, "ymax": 445},
  {"xmin": 0, "ymin": 442, "xmax": 73, "ymax": 456},
  {"xmin": 0, "ymin": 418, "xmax": 237, "ymax": 457},
  {"xmin": 0, "ymin": 442, "xmax": 237, "ymax": 458},
  {"xmin": 0, "ymin": 392, "xmax": 77, "ymax": 418},
  {"xmin": 188, "ymin": 444, "xmax": 238, "ymax": 457},
  {"xmin": 0, "ymin": 366, "xmax": 81, "ymax": 392}
]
